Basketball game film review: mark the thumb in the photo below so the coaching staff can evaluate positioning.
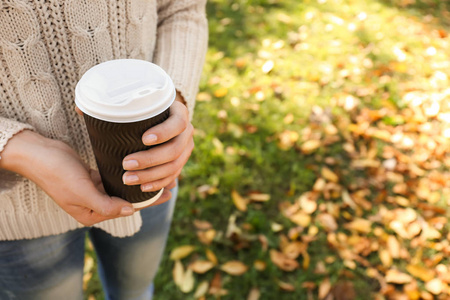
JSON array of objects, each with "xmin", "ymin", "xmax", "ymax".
[{"xmin": 81, "ymin": 185, "xmax": 135, "ymax": 219}]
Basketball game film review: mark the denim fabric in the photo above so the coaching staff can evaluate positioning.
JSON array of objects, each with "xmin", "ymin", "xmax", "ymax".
[{"xmin": 0, "ymin": 186, "xmax": 177, "ymax": 300}]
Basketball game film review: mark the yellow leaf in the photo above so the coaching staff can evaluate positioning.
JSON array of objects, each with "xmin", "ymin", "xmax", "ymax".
[
  {"xmin": 193, "ymin": 281, "xmax": 209, "ymax": 298},
  {"xmin": 385, "ymin": 269, "xmax": 412, "ymax": 284},
  {"xmin": 220, "ymin": 261, "xmax": 248, "ymax": 276},
  {"xmin": 387, "ymin": 235, "xmax": 400, "ymax": 259},
  {"xmin": 173, "ymin": 260, "xmax": 184, "ymax": 287},
  {"xmin": 231, "ymin": 190, "xmax": 248, "ymax": 212},
  {"xmin": 317, "ymin": 213, "xmax": 338, "ymax": 231},
  {"xmin": 406, "ymin": 264, "xmax": 435, "ymax": 282},
  {"xmin": 301, "ymin": 140, "xmax": 321, "ymax": 154},
  {"xmin": 379, "ymin": 248, "xmax": 392, "ymax": 267},
  {"xmin": 170, "ymin": 245, "xmax": 196, "ymax": 260},
  {"xmin": 180, "ymin": 268, "xmax": 195, "ymax": 293},
  {"xmin": 189, "ymin": 260, "xmax": 215, "ymax": 274},
  {"xmin": 321, "ymin": 167, "xmax": 339, "ymax": 183},
  {"xmin": 206, "ymin": 249, "xmax": 218, "ymax": 265},
  {"xmin": 214, "ymin": 87, "xmax": 228, "ymax": 98}
]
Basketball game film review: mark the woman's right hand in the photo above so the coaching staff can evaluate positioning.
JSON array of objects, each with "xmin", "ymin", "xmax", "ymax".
[{"xmin": 0, "ymin": 130, "xmax": 135, "ymax": 226}]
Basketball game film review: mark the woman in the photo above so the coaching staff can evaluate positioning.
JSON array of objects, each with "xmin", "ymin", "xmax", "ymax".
[{"xmin": 0, "ymin": 0, "xmax": 208, "ymax": 299}]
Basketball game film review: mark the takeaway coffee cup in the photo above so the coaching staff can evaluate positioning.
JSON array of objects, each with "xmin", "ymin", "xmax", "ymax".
[{"xmin": 75, "ymin": 59, "xmax": 175, "ymax": 208}]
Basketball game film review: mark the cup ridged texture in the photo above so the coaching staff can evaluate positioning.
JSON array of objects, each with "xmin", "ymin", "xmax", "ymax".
[{"xmin": 83, "ymin": 108, "xmax": 170, "ymax": 204}]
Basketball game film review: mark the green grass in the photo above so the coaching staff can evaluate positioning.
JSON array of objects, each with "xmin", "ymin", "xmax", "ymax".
[{"xmin": 85, "ymin": 0, "xmax": 450, "ymax": 299}]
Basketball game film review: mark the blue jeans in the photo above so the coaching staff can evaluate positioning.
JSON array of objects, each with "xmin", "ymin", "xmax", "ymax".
[{"xmin": 0, "ymin": 186, "xmax": 177, "ymax": 300}]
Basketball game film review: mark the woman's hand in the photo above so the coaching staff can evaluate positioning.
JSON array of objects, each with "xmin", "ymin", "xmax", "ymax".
[
  {"xmin": 121, "ymin": 100, "xmax": 194, "ymax": 204},
  {"xmin": 0, "ymin": 130, "xmax": 135, "ymax": 226}
]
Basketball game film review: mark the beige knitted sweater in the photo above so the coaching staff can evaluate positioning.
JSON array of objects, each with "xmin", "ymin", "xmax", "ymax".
[{"xmin": 0, "ymin": 0, "xmax": 207, "ymax": 240}]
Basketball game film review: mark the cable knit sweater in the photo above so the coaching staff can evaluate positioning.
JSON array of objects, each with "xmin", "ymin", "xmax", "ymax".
[{"xmin": 0, "ymin": 0, "xmax": 207, "ymax": 240}]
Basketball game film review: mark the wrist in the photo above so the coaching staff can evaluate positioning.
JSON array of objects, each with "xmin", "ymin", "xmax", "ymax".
[{"xmin": 0, "ymin": 130, "xmax": 48, "ymax": 175}]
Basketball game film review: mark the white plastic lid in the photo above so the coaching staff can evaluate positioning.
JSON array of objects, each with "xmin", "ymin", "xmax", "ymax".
[{"xmin": 75, "ymin": 59, "xmax": 175, "ymax": 123}]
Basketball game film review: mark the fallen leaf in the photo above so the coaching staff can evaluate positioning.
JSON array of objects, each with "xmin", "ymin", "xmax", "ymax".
[
  {"xmin": 194, "ymin": 281, "xmax": 209, "ymax": 298},
  {"xmin": 318, "ymin": 278, "xmax": 331, "ymax": 299},
  {"xmin": 173, "ymin": 260, "xmax": 184, "ymax": 287},
  {"xmin": 248, "ymin": 192, "xmax": 271, "ymax": 202},
  {"xmin": 298, "ymin": 192, "xmax": 318, "ymax": 214},
  {"xmin": 301, "ymin": 140, "xmax": 321, "ymax": 154},
  {"xmin": 270, "ymin": 249, "xmax": 299, "ymax": 271},
  {"xmin": 220, "ymin": 261, "xmax": 249, "ymax": 276},
  {"xmin": 189, "ymin": 260, "xmax": 215, "ymax": 274},
  {"xmin": 278, "ymin": 280, "xmax": 295, "ymax": 291},
  {"xmin": 289, "ymin": 211, "xmax": 311, "ymax": 227},
  {"xmin": 254, "ymin": 260, "xmax": 267, "ymax": 271},
  {"xmin": 317, "ymin": 213, "xmax": 338, "ymax": 231},
  {"xmin": 262, "ymin": 60, "xmax": 274, "ymax": 73},
  {"xmin": 425, "ymin": 278, "xmax": 444, "ymax": 295},
  {"xmin": 170, "ymin": 245, "xmax": 196, "ymax": 260},
  {"xmin": 232, "ymin": 190, "xmax": 248, "ymax": 212},
  {"xmin": 193, "ymin": 219, "xmax": 213, "ymax": 230},
  {"xmin": 197, "ymin": 229, "xmax": 216, "ymax": 245},
  {"xmin": 406, "ymin": 264, "xmax": 435, "ymax": 282},
  {"xmin": 247, "ymin": 287, "xmax": 261, "ymax": 300},
  {"xmin": 206, "ymin": 249, "xmax": 218, "ymax": 265},
  {"xmin": 321, "ymin": 167, "xmax": 339, "ymax": 183},
  {"xmin": 344, "ymin": 218, "xmax": 372, "ymax": 234},
  {"xmin": 282, "ymin": 242, "xmax": 306, "ymax": 260},
  {"xmin": 214, "ymin": 87, "xmax": 228, "ymax": 98},
  {"xmin": 385, "ymin": 269, "xmax": 412, "ymax": 284}
]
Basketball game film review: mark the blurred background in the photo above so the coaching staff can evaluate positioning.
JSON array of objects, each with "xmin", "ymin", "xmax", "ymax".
[{"xmin": 85, "ymin": 0, "xmax": 450, "ymax": 299}]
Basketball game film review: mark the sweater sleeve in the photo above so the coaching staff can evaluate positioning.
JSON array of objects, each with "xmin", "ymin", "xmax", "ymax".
[
  {"xmin": 154, "ymin": 0, "xmax": 208, "ymax": 119},
  {"xmin": 0, "ymin": 117, "xmax": 34, "ymax": 192}
]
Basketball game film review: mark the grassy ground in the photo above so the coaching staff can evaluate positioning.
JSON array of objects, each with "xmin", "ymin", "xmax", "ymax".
[{"xmin": 85, "ymin": 0, "xmax": 450, "ymax": 299}]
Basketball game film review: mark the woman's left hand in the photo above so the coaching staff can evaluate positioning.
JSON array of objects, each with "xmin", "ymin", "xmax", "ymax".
[{"xmin": 121, "ymin": 100, "xmax": 194, "ymax": 206}]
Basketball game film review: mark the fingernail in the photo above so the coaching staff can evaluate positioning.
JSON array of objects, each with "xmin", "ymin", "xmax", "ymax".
[
  {"xmin": 123, "ymin": 160, "xmax": 139, "ymax": 169},
  {"xmin": 143, "ymin": 134, "xmax": 157, "ymax": 145},
  {"xmin": 123, "ymin": 174, "xmax": 139, "ymax": 184},
  {"xmin": 121, "ymin": 206, "xmax": 134, "ymax": 216},
  {"xmin": 141, "ymin": 183, "xmax": 153, "ymax": 192}
]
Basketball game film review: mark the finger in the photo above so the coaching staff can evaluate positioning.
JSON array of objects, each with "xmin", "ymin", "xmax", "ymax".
[
  {"xmin": 141, "ymin": 101, "xmax": 189, "ymax": 146},
  {"xmin": 75, "ymin": 106, "xmax": 83, "ymax": 116},
  {"xmin": 123, "ymin": 125, "xmax": 194, "ymax": 171},
  {"xmin": 140, "ymin": 167, "xmax": 183, "ymax": 193},
  {"xmin": 166, "ymin": 179, "xmax": 177, "ymax": 190},
  {"xmin": 123, "ymin": 139, "xmax": 193, "ymax": 185}
]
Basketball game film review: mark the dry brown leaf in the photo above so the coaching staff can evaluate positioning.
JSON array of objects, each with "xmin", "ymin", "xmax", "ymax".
[
  {"xmin": 206, "ymin": 249, "xmax": 218, "ymax": 265},
  {"xmin": 194, "ymin": 281, "xmax": 209, "ymax": 298},
  {"xmin": 247, "ymin": 287, "xmax": 261, "ymax": 300},
  {"xmin": 197, "ymin": 229, "xmax": 216, "ymax": 245},
  {"xmin": 379, "ymin": 248, "xmax": 392, "ymax": 267},
  {"xmin": 208, "ymin": 272, "xmax": 223, "ymax": 296},
  {"xmin": 301, "ymin": 140, "xmax": 321, "ymax": 154},
  {"xmin": 318, "ymin": 278, "xmax": 332, "ymax": 299},
  {"xmin": 321, "ymin": 167, "xmax": 339, "ymax": 183},
  {"xmin": 332, "ymin": 281, "xmax": 356, "ymax": 300},
  {"xmin": 387, "ymin": 235, "xmax": 400, "ymax": 259},
  {"xmin": 170, "ymin": 245, "xmax": 196, "ymax": 260},
  {"xmin": 406, "ymin": 264, "xmax": 435, "ymax": 282},
  {"xmin": 270, "ymin": 249, "xmax": 299, "ymax": 271},
  {"xmin": 231, "ymin": 190, "xmax": 248, "ymax": 212},
  {"xmin": 278, "ymin": 280, "xmax": 295, "ymax": 292},
  {"xmin": 385, "ymin": 269, "xmax": 412, "ymax": 284},
  {"xmin": 313, "ymin": 178, "xmax": 327, "ymax": 192},
  {"xmin": 220, "ymin": 261, "xmax": 249, "ymax": 276},
  {"xmin": 189, "ymin": 260, "xmax": 215, "ymax": 274}
]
